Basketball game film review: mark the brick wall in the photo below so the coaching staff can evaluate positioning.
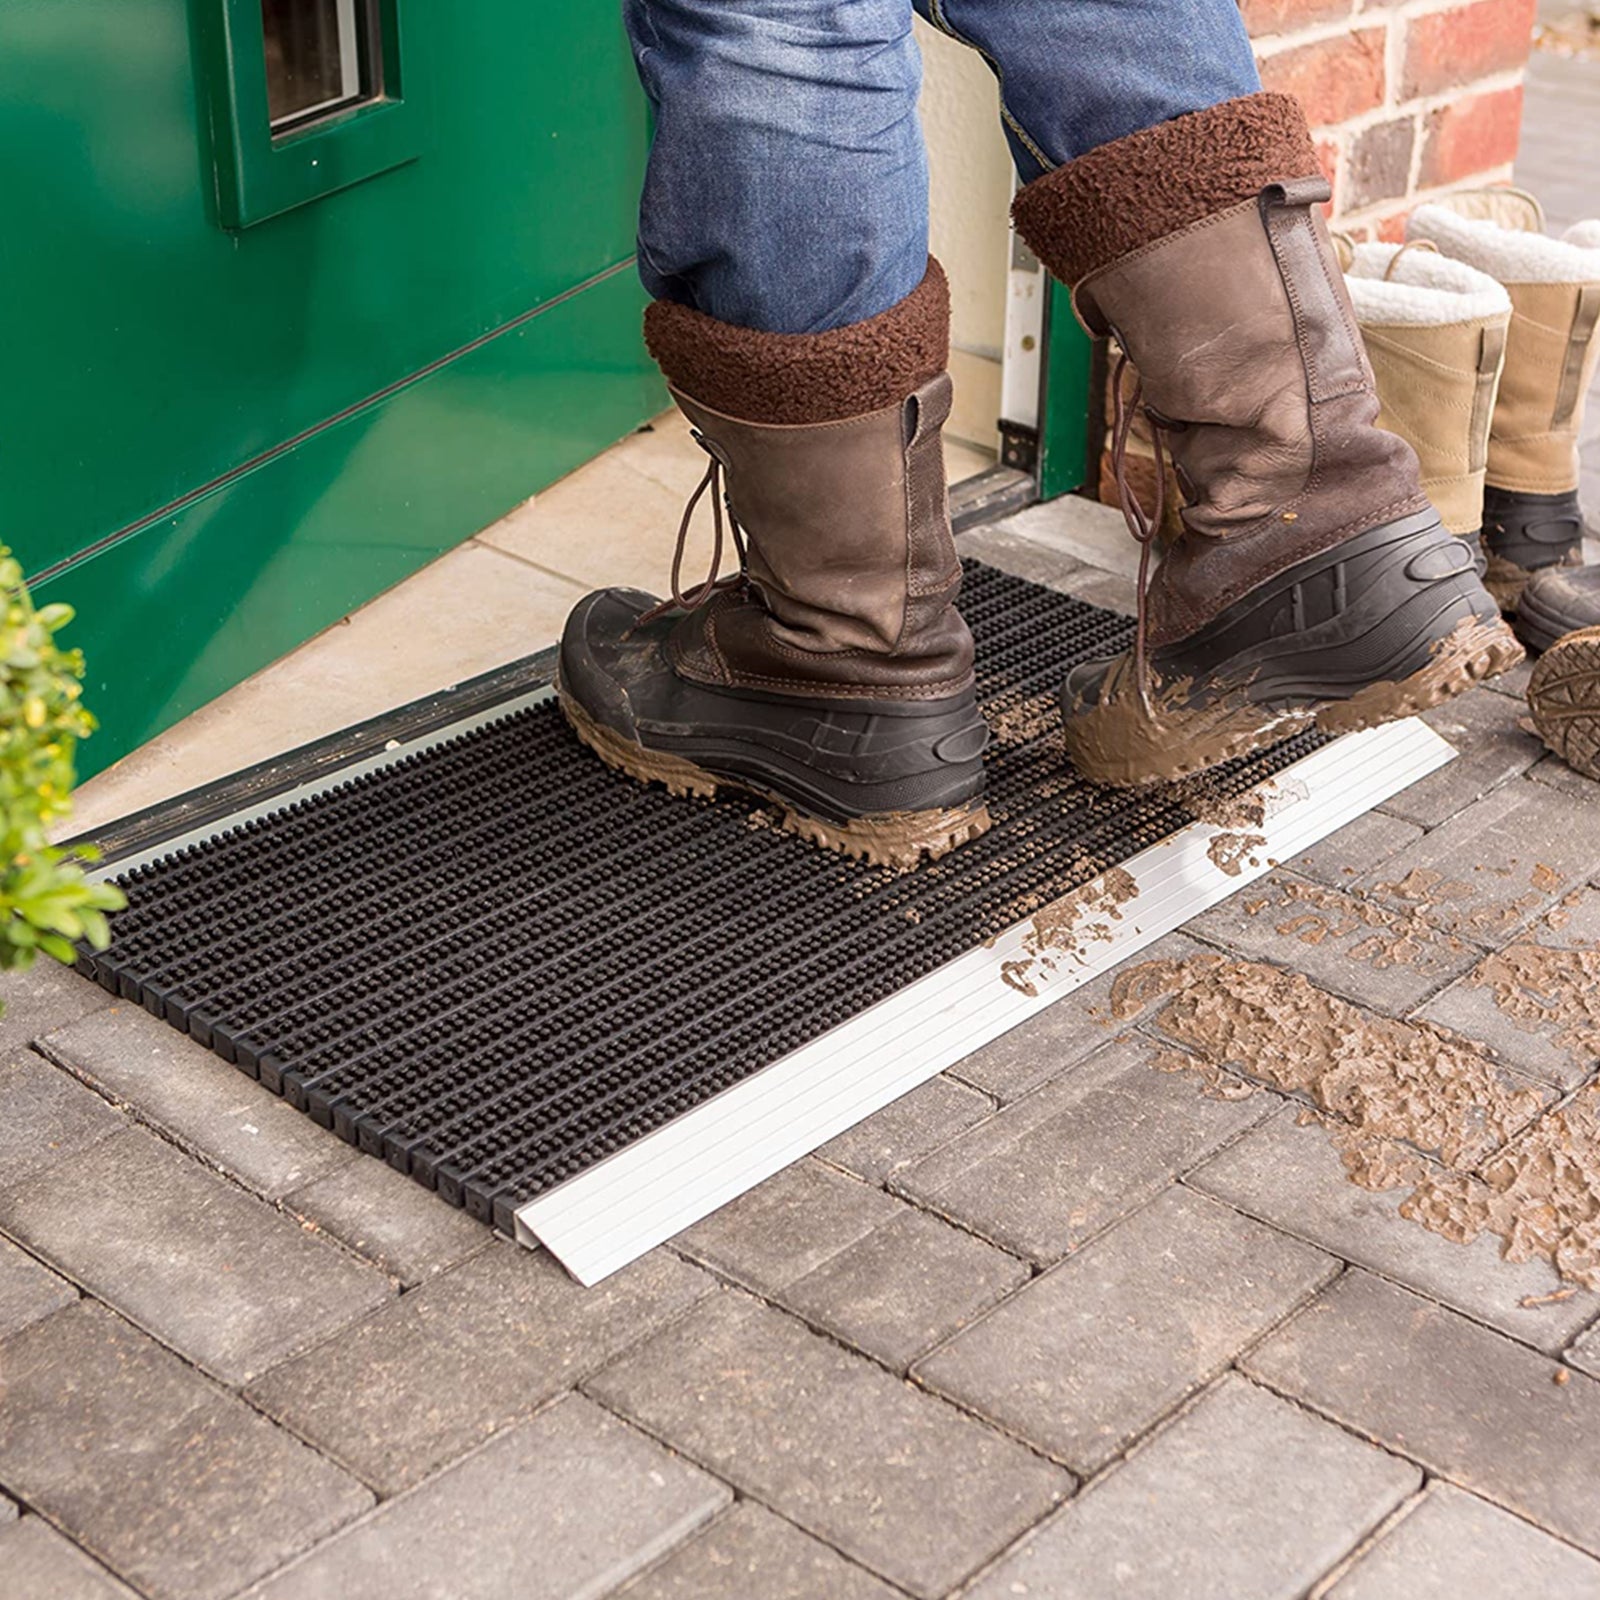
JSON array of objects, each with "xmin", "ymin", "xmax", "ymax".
[{"xmin": 1089, "ymin": 0, "xmax": 1536, "ymax": 514}]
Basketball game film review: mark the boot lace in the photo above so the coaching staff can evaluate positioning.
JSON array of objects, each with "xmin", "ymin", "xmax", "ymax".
[
  {"xmin": 627, "ymin": 430, "xmax": 749, "ymax": 635},
  {"xmin": 1107, "ymin": 341, "xmax": 1171, "ymax": 711}
]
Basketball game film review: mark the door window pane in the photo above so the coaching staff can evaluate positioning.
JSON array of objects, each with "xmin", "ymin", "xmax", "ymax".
[{"xmin": 262, "ymin": 0, "xmax": 370, "ymax": 131}]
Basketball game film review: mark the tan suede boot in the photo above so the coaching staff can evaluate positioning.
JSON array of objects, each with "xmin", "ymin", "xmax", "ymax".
[
  {"xmin": 557, "ymin": 261, "xmax": 992, "ymax": 870},
  {"xmin": 1410, "ymin": 192, "xmax": 1600, "ymax": 632},
  {"xmin": 1340, "ymin": 239, "xmax": 1510, "ymax": 553},
  {"xmin": 1012, "ymin": 94, "xmax": 1521, "ymax": 787}
]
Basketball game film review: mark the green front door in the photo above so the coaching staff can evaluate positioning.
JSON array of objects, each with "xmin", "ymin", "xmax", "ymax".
[{"xmin": 2, "ymin": 0, "xmax": 664, "ymax": 775}]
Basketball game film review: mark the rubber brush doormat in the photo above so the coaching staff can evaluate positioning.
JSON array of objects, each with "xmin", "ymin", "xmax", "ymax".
[{"xmin": 73, "ymin": 561, "xmax": 1455, "ymax": 1283}]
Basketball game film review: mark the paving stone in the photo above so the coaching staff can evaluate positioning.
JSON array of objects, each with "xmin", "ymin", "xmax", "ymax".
[
  {"xmin": 1185, "ymin": 871, "xmax": 1481, "ymax": 1017},
  {"xmin": 0, "ymin": 1233, "xmax": 76, "ymax": 1340},
  {"xmin": 0, "ymin": 1518, "xmax": 139, "ymax": 1599},
  {"xmin": 284, "ymin": 1155, "xmax": 489, "ymax": 1286},
  {"xmin": 1417, "ymin": 964, "xmax": 1594, "ymax": 1089},
  {"xmin": 1533, "ymin": 885, "xmax": 1600, "ymax": 946},
  {"xmin": 1244, "ymin": 1270, "xmax": 1600, "ymax": 1554},
  {"xmin": 1379, "ymin": 689, "xmax": 1543, "ymax": 828},
  {"xmin": 777, "ymin": 1206, "xmax": 1029, "ymax": 1371},
  {"xmin": 247, "ymin": 1240, "xmax": 711, "ymax": 1496},
  {"xmin": 1360, "ymin": 784, "xmax": 1600, "ymax": 946},
  {"xmin": 585, "ymin": 1288, "xmax": 1070, "ymax": 1600},
  {"xmin": 0, "ymin": 1128, "xmax": 392, "ymax": 1386},
  {"xmin": 1190, "ymin": 1107, "xmax": 1600, "ymax": 1352},
  {"xmin": 0, "ymin": 1491, "xmax": 15, "ymax": 1525},
  {"xmin": 0, "ymin": 957, "xmax": 112, "ymax": 1061},
  {"xmin": 894, "ymin": 1034, "xmax": 1269, "ymax": 1264},
  {"xmin": 1324, "ymin": 1482, "xmax": 1600, "ymax": 1600},
  {"xmin": 41, "ymin": 1003, "xmax": 354, "ymax": 1200},
  {"xmin": 617, "ymin": 1503, "xmax": 899, "ymax": 1600},
  {"xmin": 915, "ymin": 1187, "xmax": 1335, "ymax": 1471},
  {"xmin": 0, "ymin": 1301, "xmax": 371, "ymax": 1600},
  {"xmin": 1527, "ymin": 751, "xmax": 1597, "ymax": 802},
  {"xmin": 248, "ymin": 1396, "xmax": 728, "ymax": 1600},
  {"xmin": 0, "ymin": 1051, "xmax": 124, "ymax": 1191},
  {"xmin": 1286, "ymin": 810, "xmax": 1427, "ymax": 889},
  {"xmin": 676, "ymin": 1159, "xmax": 902, "ymax": 1294},
  {"xmin": 948, "ymin": 931, "xmax": 1215, "ymax": 1102},
  {"xmin": 1559, "ymin": 1316, "xmax": 1600, "ymax": 1380},
  {"xmin": 965, "ymin": 1375, "xmax": 1419, "ymax": 1600},
  {"xmin": 816, "ymin": 1075, "xmax": 993, "ymax": 1184},
  {"xmin": 1482, "ymin": 656, "xmax": 1534, "ymax": 701}
]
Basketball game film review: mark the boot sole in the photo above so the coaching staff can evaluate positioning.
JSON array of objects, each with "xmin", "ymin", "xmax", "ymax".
[
  {"xmin": 559, "ymin": 689, "xmax": 992, "ymax": 872},
  {"xmin": 1527, "ymin": 625, "xmax": 1600, "ymax": 783},
  {"xmin": 1066, "ymin": 604, "xmax": 1524, "ymax": 787}
]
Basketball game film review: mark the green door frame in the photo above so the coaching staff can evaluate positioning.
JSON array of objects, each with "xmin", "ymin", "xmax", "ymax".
[{"xmin": 1037, "ymin": 280, "xmax": 1096, "ymax": 503}]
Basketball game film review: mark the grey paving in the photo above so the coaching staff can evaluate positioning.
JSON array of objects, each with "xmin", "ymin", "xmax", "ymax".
[
  {"xmin": 1185, "ymin": 870, "xmax": 1481, "ymax": 1017},
  {"xmin": 246, "ymin": 1240, "xmax": 710, "ymax": 1495},
  {"xmin": 617, "ymin": 1503, "xmax": 900, "ymax": 1600},
  {"xmin": 1190, "ymin": 1107, "xmax": 1600, "ymax": 1351},
  {"xmin": 959, "ymin": 518, "xmax": 1138, "ymax": 615},
  {"xmin": 0, "ymin": 958, "xmax": 112, "ymax": 1062},
  {"xmin": 1557, "ymin": 1314, "xmax": 1600, "ymax": 1381},
  {"xmin": 894, "ymin": 1034, "xmax": 1269, "ymax": 1263},
  {"xmin": 41, "ymin": 1003, "xmax": 355, "ymax": 1200},
  {"xmin": 0, "ymin": 1233, "xmax": 75, "ymax": 1340},
  {"xmin": 0, "ymin": 1518, "xmax": 139, "ymax": 1599},
  {"xmin": 247, "ymin": 1396, "xmax": 728, "ymax": 1600},
  {"xmin": 915, "ymin": 1187, "xmax": 1335, "ymax": 1471},
  {"xmin": 965, "ymin": 1375, "xmax": 1419, "ymax": 1600},
  {"xmin": 0, "ymin": 1050, "xmax": 125, "ymax": 1191},
  {"xmin": 1379, "ymin": 689, "xmax": 1544, "ymax": 828},
  {"xmin": 1527, "ymin": 751, "xmax": 1599, "ymax": 801},
  {"xmin": 0, "ymin": 1301, "xmax": 371, "ymax": 1600},
  {"xmin": 676, "ymin": 1159, "xmax": 903, "ymax": 1294},
  {"xmin": 1, "ymin": 1491, "xmax": 15, "ymax": 1525},
  {"xmin": 777, "ymin": 1204, "xmax": 1029, "ymax": 1371},
  {"xmin": 1325, "ymin": 1483, "xmax": 1600, "ymax": 1600},
  {"xmin": 1360, "ymin": 784, "xmax": 1600, "ymax": 946},
  {"xmin": 947, "ymin": 930, "xmax": 1215, "ymax": 1102},
  {"xmin": 1287, "ymin": 809, "xmax": 1426, "ymax": 889},
  {"xmin": 1245, "ymin": 1271, "xmax": 1600, "ymax": 1554},
  {"xmin": 283, "ymin": 1156, "xmax": 489, "ymax": 1286},
  {"xmin": 1417, "ymin": 962, "xmax": 1595, "ymax": 1089},
  {"xmin": 585, "ymin": 1288, "xmax": 1071, "ymax": 1600},
  {"xmin": 816, "ymin": 1074, "xmax": 993, "ymax": 1184},
  {"xmin": 0, "ymin": 1128, "xmax": 391, "ymax": 1386}
]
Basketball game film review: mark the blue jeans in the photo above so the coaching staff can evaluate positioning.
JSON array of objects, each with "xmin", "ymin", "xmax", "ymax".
[{"xmin": 625, "ymin": 0, "xmax": 1261, "ymax": 333}]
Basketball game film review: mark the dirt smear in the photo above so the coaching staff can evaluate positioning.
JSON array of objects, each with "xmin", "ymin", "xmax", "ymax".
[
  {"xmin": 1467, "ymin": 942, "xmax": 1600, "ymax": 1065},
  {"xmin": 1000, "ymin": 867, "xmax": 1140, "ymax": 997},
  {"xmin": 1207, "ymin": 831, "xmax": 1267, "ymax": 877},
  {"xmin": 1110, "ymin": 953, "xmax": 1600, "ymax": 1289}
]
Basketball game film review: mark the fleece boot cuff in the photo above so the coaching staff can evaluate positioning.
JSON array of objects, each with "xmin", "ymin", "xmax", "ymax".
[
  {"xmin": 1010, "ymin": 93, "xmax": 1319, "ymax": 287},
  {"xmin": 643, "ymin": 259, "xmax": 950, "ymax": 426}
]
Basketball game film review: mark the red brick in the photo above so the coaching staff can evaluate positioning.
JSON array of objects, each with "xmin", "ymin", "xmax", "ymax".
[
  {"xmin": 1315, "ymin": 138, "xmax": 1341, "ymax": 214},
  {"xmin": 1402, "ymin": 0, "xmax": 1536, "ymax": 97},
  {"xmin": 1240, "ymin": 0, "xmax": 1352, "ymax": 38},
  {"xmin": 1373, "ymin": 210, "xmax": 1412, "ymax": 243},
  {"xmin": 1258, "ymin": 28, "xmax": 1387, "ymax": 126},
  {"xmin": 1344, "ymin": 117, "xmax": 1417, "ymax": 210},
  {"xmin": 1417, "ymin": 85, "xmax": 1525, "ymax": 186}
]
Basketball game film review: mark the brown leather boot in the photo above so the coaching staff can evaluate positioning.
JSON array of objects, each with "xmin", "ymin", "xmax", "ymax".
[
  {"xmin": 1012, "ymin": 94, "xmax": 1522, "ymax": 787},
  {"xmin": 557, "ymin": 262, "xmax": 992, "ymax": 870}
]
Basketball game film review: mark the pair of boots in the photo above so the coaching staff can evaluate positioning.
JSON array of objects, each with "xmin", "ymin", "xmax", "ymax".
[
  {"xmin": 1343, "ymin": 189, "xmax": 1600, "ymax": 655},
  {"xmin": 559, "ymin": 94, "xmax": 1522, "ymax": 870}
]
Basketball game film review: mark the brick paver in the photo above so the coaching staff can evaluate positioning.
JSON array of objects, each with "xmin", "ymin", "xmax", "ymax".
[
  {"xmin": 0, "ymin": 1050, "xmax": 125, "ymax": 1190},
  {"xmin": 1416, "ymin": 965, "xmax": 1590, "ymax": 1089},
  {"xmin": 0, "ymin": 1517, "xmax": 138, "ymax": 1599},
  {"xmin": 1324, "ymin": 1483, "xmax": 1600, "ymax": 1600},
  {"xmin": 0, "ymin": 957, "xmax": 112, "ymax": 1061},
  {"xmin": 246, "ymin": 1241, "xmax": 711, "ymax": 1495},
  {"xmin": 816, "ymin": 1074, "xmax": 993, "ymax": 1183},
  {"xmin": 1378, "ymin": 690, "xmax": 1543, "ymax": 828},
  {"xmin": 1245, "ymin": 1271, "xmax": 1600, "ymax": 1554},
  {"xmin": 41, "ymin": 1003, "xmax": 356, "ymax": 1200},
  {"xmin": 0, "ymin": 1127, "xmax": 392, "ymax": 1385},
  {"xmin": 895, "ymin": 1033, "xmax": 1269, "ymax": 1263},
  {"xmin": 616, "ymin": 1503, "xmax": 900, "ymax": 1600},
  {"xmin": 0, "ymin": 1302, "xmax": 371, "ymax": 1600},
  {"xmin": 247, "ymin": 1396, "xmax": 728, "ymax": 1600},
  {"xmin": 776, "ymin": 1204, "xmax": 1029, "ymax": 1371},
  {"xmin": 915, "ymin": 1186, "xmax": 1334, "ymax": 1471},
  {"xmin": 585, "ymin": 1288, "xmax": 1071, "ymax": 1600},
  {"xmin": 0, "ymin": 1232, "xmax": 75, "ymax": 1341},
  {"xmin": 964, "ymin": 1375, "xmax": 1420, "ymax": 1600},
  {"xmin": 1285, "ymin": 808, "xmax": 1425, "ymax": 889},
  {"xmin": 1189, "ymin": 1105, "xmax": 1600, "ymax": 1351}
]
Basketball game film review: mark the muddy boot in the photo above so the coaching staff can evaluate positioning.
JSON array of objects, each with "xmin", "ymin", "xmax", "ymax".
[
  {"xmin": 557, "ymin": 262, "xmax": 992, "ymax": 871},
  {"xmin": 1409, "ymin": 192, "xmax": 1600, "ymax": 634},
  {"xmin": 1528, "ymin": 623, "xmax": 1600, "ymax": 780},
  {"xmin": 1012, "ymin": 94, "xmax": 1521, "ymax": 787},
  {"xmin": 1339, "ymin": 237, "xmax": 1510, "ymax": 571}
]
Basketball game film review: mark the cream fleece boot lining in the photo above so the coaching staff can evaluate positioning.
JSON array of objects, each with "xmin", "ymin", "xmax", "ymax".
[
  {"xmin": 1345, "ymin": 241, "xmax": 1512, "ymax": 326},
  {"xmin": 1409, "ymin": 205, "xmax": 1600, "ymax": 286}
]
